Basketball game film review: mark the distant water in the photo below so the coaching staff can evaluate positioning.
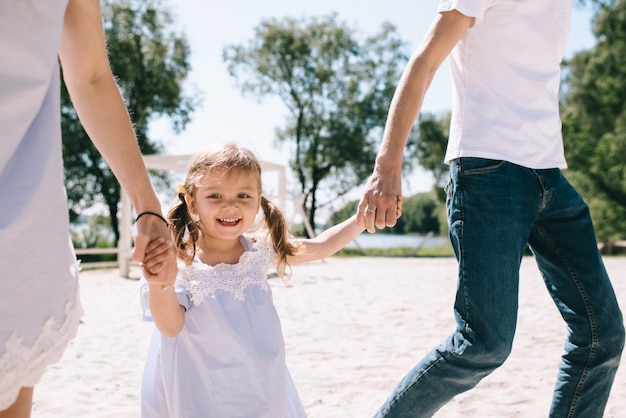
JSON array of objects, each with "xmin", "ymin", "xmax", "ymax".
[{"xmin": 347, "ymin": 233, "xmax": 447, "ymax": 250}]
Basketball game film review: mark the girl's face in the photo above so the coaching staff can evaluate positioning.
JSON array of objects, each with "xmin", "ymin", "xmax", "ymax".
[{"xmin": 187, "ymin": 167, "xmax": 261, "ymax": 242}]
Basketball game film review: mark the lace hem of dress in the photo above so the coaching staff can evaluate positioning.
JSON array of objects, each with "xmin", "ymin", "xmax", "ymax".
[
  {"xmin": 182, "ymin": 236, "xmax": 276, "ymax": 305},
  {"xmin": 0, "ymin": 262, "xmax": 84, "ymax": 411}
]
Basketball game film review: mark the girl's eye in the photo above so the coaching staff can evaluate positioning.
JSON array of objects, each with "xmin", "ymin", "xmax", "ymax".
[
  {"xmin": 208, "ymin": 194, "xmax": 221, "ymax": 199},
  {"xmin": 238, "ymin": 193, "xmax": 250, "ymax": 199}
]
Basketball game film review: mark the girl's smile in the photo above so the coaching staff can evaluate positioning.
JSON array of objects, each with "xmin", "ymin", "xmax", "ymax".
[{"xmin": 217, "ymin": 218, "xmax": 242, "ymax": 226}]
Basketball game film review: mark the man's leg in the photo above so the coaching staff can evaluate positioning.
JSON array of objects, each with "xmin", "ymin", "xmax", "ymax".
[
  {"xmin": 529, "ymin": 169, "xmax": 624, "ymax": 418},
  {"xmin": 374, "ymin": 159, "xmax": 538, "ymax": 417}
]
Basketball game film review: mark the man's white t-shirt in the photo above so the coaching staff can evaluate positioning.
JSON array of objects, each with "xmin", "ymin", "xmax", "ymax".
[{"xmin": 438, "ymin": 0, "xmax": 573, "ymax": 169}]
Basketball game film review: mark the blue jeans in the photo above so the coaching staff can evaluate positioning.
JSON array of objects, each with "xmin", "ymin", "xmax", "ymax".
[{"xmin": 375, "ymin": 158, "xmax": 625, "ymax": 418}]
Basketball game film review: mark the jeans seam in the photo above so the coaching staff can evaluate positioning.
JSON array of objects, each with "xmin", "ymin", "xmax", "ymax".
[
  {"xmin": 457, "ymin": 162, "xmax": 470, "ymax": 336},
  {"xmin": 534, "ymin": 225, "xmax": 598, "ymax": 418},
  {"xmin": 567, "ymin": 274, "xmax": 597, "ymax": 418}
]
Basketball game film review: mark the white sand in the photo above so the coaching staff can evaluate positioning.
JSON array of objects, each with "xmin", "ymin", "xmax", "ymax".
[{"xmin": 32, "ymin": 257, "xmax": 626, "ymax": 417}]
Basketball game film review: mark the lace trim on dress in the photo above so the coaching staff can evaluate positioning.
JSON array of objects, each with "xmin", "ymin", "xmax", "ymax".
[
  {"xmin": 181, "ymin": 236, "xmax": 276, "ymax": 305},
  {"xmin": 0, "ymin": 261, "xmax": 84, "ymax": 411}
]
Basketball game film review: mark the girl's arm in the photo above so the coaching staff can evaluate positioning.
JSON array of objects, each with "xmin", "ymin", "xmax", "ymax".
[
  {"xmin": 142, "ymin": 239, "xmax": 186, "ymax": 337},
  {"xmin": 148, "ymin": 285, "xmax": 186, "ymax": 337},
  {"xmin": 287, "ymin": 215, "xmax": 365, "ymax": 265}
]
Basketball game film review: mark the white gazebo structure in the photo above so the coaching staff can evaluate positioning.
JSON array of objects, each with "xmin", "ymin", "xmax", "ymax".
[{"xmin": 117, "ymin": 154, "xmax": 289, "ymax": 277}]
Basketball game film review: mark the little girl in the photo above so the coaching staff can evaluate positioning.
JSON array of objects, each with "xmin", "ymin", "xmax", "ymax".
[{"xmin": 139, "ymin": 143, "xmax": 366, "ymax": 417}]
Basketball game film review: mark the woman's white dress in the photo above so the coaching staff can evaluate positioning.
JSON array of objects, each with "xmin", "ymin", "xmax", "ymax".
[
  {"xmin": 140, "ymin": 235, "xmax": 306, "ymax": 418},
  {"xmin": 0, "ymin": 0, "xmax": 83, "ymax": 410}
]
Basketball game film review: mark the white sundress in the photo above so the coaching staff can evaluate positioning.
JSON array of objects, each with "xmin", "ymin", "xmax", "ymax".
[
  {"xmin": 139, "ymin": 235, "xmax": 306, "ymax": 418},
  {"xmin": 0, "ymin": 0, "xmax": 83, "ymax": 410}
]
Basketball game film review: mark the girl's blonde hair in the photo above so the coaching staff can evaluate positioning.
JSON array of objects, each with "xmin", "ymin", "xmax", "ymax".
[{"xmin": 167, "ymin": 143, "xmax": 301, "ymax": 277}]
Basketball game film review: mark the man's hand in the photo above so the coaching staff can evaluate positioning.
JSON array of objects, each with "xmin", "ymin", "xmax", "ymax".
[{"xmin": 356, "ymin": 168, "xmax": 403, "ymax": 233}]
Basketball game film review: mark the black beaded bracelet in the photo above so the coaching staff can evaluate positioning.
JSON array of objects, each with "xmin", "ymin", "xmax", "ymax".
[{"xmin": 135, "ymin": 211, "xmax": 169, "ymax": 226}]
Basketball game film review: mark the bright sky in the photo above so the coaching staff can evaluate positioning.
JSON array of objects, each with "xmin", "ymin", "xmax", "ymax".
[{"xmin": 151, "ymin": 1, "xmax": 598, "ymax": 204}]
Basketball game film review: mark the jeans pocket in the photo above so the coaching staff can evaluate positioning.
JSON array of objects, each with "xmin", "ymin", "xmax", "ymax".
[
  {"xmin": 459, "ymin": 158, "xmax": 506, "ymax": 176},
  {"xmin": 444, "ymin": 176, "xmax": 453, "ymax": 201}
]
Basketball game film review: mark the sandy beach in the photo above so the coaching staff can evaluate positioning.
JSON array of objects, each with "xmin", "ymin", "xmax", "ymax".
[{"xmin": 32, "ymin": 256, "xmax": 626, "ymax": 417}]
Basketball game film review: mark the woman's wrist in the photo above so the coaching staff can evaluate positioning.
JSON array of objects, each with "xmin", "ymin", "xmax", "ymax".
[{"xmin": 136, "ymin": 211, "xmax": 169, "ymax": 227}]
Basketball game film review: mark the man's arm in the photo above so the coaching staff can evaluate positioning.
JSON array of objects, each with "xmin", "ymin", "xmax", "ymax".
[{"xmin": 357, "ymin": 10, "xmax": 474, "ymax": 233}]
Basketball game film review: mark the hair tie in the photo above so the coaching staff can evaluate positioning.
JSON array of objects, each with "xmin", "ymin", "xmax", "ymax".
[{"xmin": 176, "ymin": 184, "xmax": 188, "ymax": 203}]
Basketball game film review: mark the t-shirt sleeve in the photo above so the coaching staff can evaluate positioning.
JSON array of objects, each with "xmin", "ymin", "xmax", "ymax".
[
  {"xmin": 138, "ymin": 275, "xmax": 192, "ymax": 322},
  {"xmin": 438, "ymin": 0, "xmax": 496, "ymax": 23}
]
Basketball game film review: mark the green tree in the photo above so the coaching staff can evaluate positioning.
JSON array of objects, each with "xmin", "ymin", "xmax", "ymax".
[
  {"xmin": 71, "ymin": 215, "xmax": 116, "ymax": 250},
  {"xmin": 328, "ymin": 200, "xmax": 359, "ymax": 228},
  {"xmin": 223, "ymin": 14, "xmax": 416, "ymax": 233},
  {"xmin": 62, "ymin": 0, "xmax": 198, "ymax": 242},
  {"xmin": 561, "ymin": 0, "xmax": 626, "ymax": 245},
  {"xmin": 400, "ymin": 193, "xmax": 441, "ymax": 235},
  {"xmin": 580, "ymin": 0, "xmax": 615, "ymax": 6},
  {"xmin": 415, "ymin": 113, "xmax": 450, "ymax": 189}
]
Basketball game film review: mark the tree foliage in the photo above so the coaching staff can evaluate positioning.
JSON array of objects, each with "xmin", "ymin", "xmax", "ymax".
[
  {"xmin": 561, "ymin": 0, "xmax": 626, "ymax": 244},
  {"xmin": 581, "ymin": 0, "xmax": 617, "ymax": 6},
  {"xmin": 395, "ymin": 193, "xmax": 442, "ymax": 235},
  {"xmin": 223, "ymin": 14, "xmax": 416, "ymax": 233},
  {"xmin": 62, "ymin": 0, "xmax": 198, "ymax": 242},
  {"xmin": 415, "ymin": 112, "xmax": 450, "ymax": 190}
]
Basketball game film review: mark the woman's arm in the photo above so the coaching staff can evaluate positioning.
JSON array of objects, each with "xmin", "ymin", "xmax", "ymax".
[
  {"xmin": 287, "ymin": 215, "xmax": 365, "ymax": 266},
  {"xmin": 58, "ymin": 0, "xmax": 173, "ymax": 273}
]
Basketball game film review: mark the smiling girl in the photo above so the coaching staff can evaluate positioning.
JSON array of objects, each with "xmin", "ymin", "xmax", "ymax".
[{"xmin": 139, "ymin": 143, "xmax": 366, "ymax": 417}]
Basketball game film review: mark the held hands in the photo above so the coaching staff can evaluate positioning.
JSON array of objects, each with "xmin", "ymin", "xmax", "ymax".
[
  {"xmin": 131, "ymin": 213, "xmax": 176, "ymax": 285},
  {"xmin": 141, "ymin": 237, "xmax": 178, "ymax": 287},
  {"xmin": 356, "ymin": 169, "xmax": 403, "ymax": 233}
]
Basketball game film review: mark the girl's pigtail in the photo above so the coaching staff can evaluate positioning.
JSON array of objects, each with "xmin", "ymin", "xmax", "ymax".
[
  {"xmin": 167, "ymin": 186, "xmax": 200, "ymax": 265},
  {"xmin": 259, "ymin": 195, "xmax": 301, "ymax": 278}
]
